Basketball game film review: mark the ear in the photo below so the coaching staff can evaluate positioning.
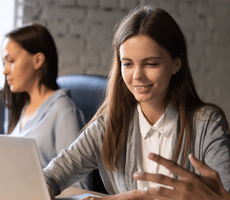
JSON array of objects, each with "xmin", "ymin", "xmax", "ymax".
[
  {"xmin": 172, "ymin": 57, "xmax": 182, "ymax": 74},
  {"xmin": 33, "ymin": 52, "xmax": 45, "ymax": 70}
]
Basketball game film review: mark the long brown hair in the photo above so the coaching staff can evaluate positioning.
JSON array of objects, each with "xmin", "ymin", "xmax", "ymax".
[
  {"xmin": 2, "ymin": 23, "xmax": 59, "ymax": 134},
  {"xmin": 86, "ymin": 5, "xmax": 229, "ymax": 170}
]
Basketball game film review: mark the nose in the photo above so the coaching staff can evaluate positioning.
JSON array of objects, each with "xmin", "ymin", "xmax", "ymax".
[
  {"xmin": 133, "ymin": 66, "xmax": 144, "ymax": 80},
  {"xmin": 3, "ymin": 63, "xmax": 10, "ymax": 75}
]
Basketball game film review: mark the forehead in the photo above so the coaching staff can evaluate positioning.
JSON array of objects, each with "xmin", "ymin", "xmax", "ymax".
[
  {"xmin": 2, "ymin": 38, "xmax": 24, "ymax": 57},
  {"xmin": 119, "ymin": 35, "xmax": 169, "ymax": 59}
]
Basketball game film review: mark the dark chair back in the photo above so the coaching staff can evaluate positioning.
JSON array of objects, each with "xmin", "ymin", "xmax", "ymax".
[{"xmin": 57, "ymin": 75, "xmax": 107, "ymax": 123}]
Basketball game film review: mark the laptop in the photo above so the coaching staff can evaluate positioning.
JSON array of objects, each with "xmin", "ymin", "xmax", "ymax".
[
  {"xmin": 0, "ymin": 135, "xmax": 51, "ymax": 200},
  {"xmin": 0, "ymin": 135, "xmax": 102, "ymax": 200}
]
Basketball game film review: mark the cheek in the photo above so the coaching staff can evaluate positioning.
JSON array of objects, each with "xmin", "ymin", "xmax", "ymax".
[
  {"xmin": 158, "ymin": 72, "xmax": 173, "ymax": 89},
  {"xmin": 121, "ymin": 68, "xmax": 133, "ymax": 83},
  {"xmin": 154, "ymin": 66, "xmax": 173, "ymax": 84},
  {"xmin": 122, "ymin": 73, "xmax": 133, "ymax": 92},
  {"xmin": 20, "ymin": 61, "xmax": 35, "ymax": 77},
  {"xmin": 121, "ymin": 68, "xmax": 128, "ymax": 84}
]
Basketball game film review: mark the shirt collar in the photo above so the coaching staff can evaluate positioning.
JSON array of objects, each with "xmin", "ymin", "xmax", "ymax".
[
  {"xmin": 137, "ymin": 103, "xmax": 179, "ymax": 139},
  {"xmin": 137, "ymin": 104, "xmax": 152, "ymax": 139}
]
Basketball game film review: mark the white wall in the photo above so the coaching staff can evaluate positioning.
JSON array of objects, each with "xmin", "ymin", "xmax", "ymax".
[
  {"xmin": 15, "ymin": 0, "xmax": 230, "ymax": 122},
  {"xmin": 0, "ymin": 0, "xmax": 15, "ymax": 89}
]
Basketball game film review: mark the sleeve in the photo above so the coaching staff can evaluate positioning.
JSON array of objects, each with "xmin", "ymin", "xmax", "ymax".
[
  {"xmin": 54, "ymin": 105, "xmax": 86, "ymax": 155},
  {"xmin": 198, "ymin": 108, "xmax": 230, "ymax": 193},
  {"xmin": 43, "ymin": 116, "xmax": 106, "ymax": 196}
]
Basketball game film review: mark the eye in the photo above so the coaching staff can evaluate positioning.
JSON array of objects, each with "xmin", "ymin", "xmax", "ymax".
[
  {"xmin": 8, "ymin": 60, "xmax": 14, "ymax": 63},
  {"xmin": 146, "ymin": 63, "xmax": 159, "ymax": 67},
  {"xmin": 121, "ymin": 62, "xmax": 133, "ymax": 67}
]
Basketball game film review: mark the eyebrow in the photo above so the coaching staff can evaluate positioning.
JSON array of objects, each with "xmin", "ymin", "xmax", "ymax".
[{"xmin": 120, "ymin": 56, "xmax": 162, "ymax": 61}]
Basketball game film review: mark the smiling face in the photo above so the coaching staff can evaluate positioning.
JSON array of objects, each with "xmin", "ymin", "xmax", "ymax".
[
  {"xmin": 2, "ymin": 38, "xmax": 40, "ymax": 93},
  {"xmin": 120, "ymin": 35, "xmax": 181, "ymax": 108}
]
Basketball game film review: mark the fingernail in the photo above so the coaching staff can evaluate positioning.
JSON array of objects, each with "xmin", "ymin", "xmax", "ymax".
[
  {"xmin": 148, "ymin": 153, "xmax": 155, "ymax": 159},
  {"xmin": 133, "ymin": 171, "xmax": 144, "ymax": 178}
]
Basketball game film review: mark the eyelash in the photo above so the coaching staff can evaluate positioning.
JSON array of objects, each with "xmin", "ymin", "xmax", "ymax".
[
  {"xmin": 5, "ymin": 60, "xmax": 14, "ymax": 64},
  {"xmin": 122, "ymin": 63, "xmax": 159, "ymax": 66},
  {"xmin": 122, "ymin": 63, "xmax": 132, "ymax": 67}
]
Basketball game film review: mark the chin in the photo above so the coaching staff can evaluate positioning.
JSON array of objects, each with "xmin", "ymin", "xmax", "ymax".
[
  {"xmin": 135, "ymin": 98, "xmax": 151, "ymax": 103},
  {"xmin": 10, "ymin": 90, "xmax": 19, "ymax": 93},
  {"xmin": 134, "ymin": 94, "xmax": 153, "ymax": 103},
  {"xmin": 10, "ymin": 87, "xmax": 23, "ymax": 93}
]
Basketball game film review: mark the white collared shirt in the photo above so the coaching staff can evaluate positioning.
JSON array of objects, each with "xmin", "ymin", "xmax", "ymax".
[{"xmin": 137, "ymin": 103, "xmax": 179, "ymax": 189}]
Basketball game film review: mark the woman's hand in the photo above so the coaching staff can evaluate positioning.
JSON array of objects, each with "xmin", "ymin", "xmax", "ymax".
[
  {"xmin": 81, "ymin": 190, "xmax": 162, "ymax": 200},
  {"xmin": 133, "ymin": 153, "xmax": 230, "ymax": 200},
  {"xmin": 82, "ymin": 153, "xmax": 230, "ymax": 200},
  {"xmin": 47, "ymin": 183, "xmax": 55, "ymax": 200}
]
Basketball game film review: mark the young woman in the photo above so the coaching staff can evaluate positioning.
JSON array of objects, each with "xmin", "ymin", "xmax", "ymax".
[
  {"xmin": 43, "ymin": 5, "xmax": 230, "ymax": 199},
  {"xmin": 1, "ymin": 24, "xmax": 86, "ymax": 171}
]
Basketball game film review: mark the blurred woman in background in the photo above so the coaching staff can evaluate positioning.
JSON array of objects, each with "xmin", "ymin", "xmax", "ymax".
[{"xmin": 1, "ymin": 24, "xmax": 86, "ymax": 175}]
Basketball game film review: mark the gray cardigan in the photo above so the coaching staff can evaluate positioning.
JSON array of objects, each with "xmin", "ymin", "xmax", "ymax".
[{"xmin": 43, "ymin": 105, "xmax": 230, "ymax": 195}]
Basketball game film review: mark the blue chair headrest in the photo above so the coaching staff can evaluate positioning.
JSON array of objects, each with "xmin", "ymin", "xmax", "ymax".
[{"xmin": 57, "ymin": 75, "xmax": 108, "ymax": 122}]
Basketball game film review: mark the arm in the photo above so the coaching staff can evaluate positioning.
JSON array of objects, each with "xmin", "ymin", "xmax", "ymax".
[
  {"xmin": 55, "ymin": 106, "xmax": 85, "ymax": 154},
  {"xmin": 195, "ymin": 107, "xmax": 230, "ymax": 192},
  {"xmin": 44, "ymin": 116, "xmax": 105, "ymax": 196}
]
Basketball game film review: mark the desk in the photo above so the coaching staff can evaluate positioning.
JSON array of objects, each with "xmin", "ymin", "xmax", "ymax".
[
  {"xmin": 55, "ymin": 187, "xmax": 170, "ymax": 200},
  {"xmin": 56, "ymin": 186, "xmax": 108, "ymax": 199}
]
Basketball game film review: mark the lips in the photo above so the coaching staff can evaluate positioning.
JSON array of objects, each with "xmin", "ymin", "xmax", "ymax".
[
  {"xmin": 133, "ymin": 84, "xmax": 153, "ymax": 93},
  {"xmin": 7, "ymin": 78, "xmax": 13, "ymax": 85}
]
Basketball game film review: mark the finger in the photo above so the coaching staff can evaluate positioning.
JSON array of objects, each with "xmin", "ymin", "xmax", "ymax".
[
  {"xmin": 189, "ymin": 154, "xmax": 211, "ymax": 175},
  {"xmin": 82, "ymin": 196, "xmax": 103, "ymax": 200},
  {"xmin": 88, "ymin": 197, "xmax": 110, "ymax": 200},
  {"xmin": 189, "ymin": 154, "xmax": 220, "ymax": 179},
  {"xmin": 81, "ymin": 196, "xmax": 92, "ymax": 200},
  {"xmin": 145, "ymin": 186, "xmax": 179, "ymax": 200},
  {"xmin": 87, "ymin": 195, "xmax": 117, "ymax": 200},
  {"xmin": 134, "ymin": 171, "xmax": 181, "ymax": 189},
  {"xmin": 148, "ymin": 153, "xmax": 192, "ymax": 178}
]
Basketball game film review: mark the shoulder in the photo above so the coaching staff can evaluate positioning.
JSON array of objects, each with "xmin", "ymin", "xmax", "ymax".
[
  {"xmin": 192, "ymin": 105, "xmax": 229, "ymax": 137},
  {"xmin": 46, "ymin": 89, "xmax": 79, "ymax": 114},
  {"xmin": 38, "ymin": 89, "xmax": 79, "ymax": 121},
  {"xmin": 86, "ymin": 114, "xmax": 107, "ymax": 133},
  {"xmin": 193, "ymin": 105, "xmax": 224, "ymax": 122},
  {"xmin": 76, "ymin": 114, "xmax": 107, "ymax": 149},
  {"xmin": 81, "ymin": 114, "xmax": 107, "ymax": 140}
]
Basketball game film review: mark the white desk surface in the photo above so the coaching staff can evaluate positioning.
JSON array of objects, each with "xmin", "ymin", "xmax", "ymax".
[{"xmin": 56, "ymin": 186, "xmax": 108, "ymax": 199}]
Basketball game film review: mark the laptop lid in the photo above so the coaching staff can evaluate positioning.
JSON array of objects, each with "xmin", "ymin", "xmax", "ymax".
[{"xmin": 0, "ymin": 135, "xmax": 51, "ymax": 200}]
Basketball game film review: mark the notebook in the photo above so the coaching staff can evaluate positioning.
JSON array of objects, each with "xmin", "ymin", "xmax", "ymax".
[{"xmin": 0, "ymin": 135, "xmax": 51, "ymax": 200}]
